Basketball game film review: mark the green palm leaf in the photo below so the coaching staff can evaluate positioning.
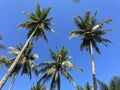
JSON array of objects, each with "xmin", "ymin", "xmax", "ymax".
[
  {"xmin": 110, "ymin": 76, "xmax": 120, "ymax": 90},
  {"xmin": 97, "ymin": 80, "xmax": 109, "ymax": 90},
  {"xmin": 37, "ymin": 47, "xmax": 82, "ymax": 90},
  {"xmin": 84, "ymin": 82, "xmax": 92, "ymax": 90},
  {"xmin": 61, "ymin": 68, "xmax": 78, "ymax": 89},
  {"xmin": 0, "ymin": 56, "xmax": 11, "ymax": 67}
]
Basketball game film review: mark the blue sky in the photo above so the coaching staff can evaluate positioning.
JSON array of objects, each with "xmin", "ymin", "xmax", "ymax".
[{"xmin": 0, "ymin": 0, "xmax": 120, "ymax": 90}]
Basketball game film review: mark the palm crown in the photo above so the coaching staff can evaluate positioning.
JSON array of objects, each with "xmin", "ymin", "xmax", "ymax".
[
  {"xmin": 36, "ymin": 47, "xmax": 82, "ymax": 90},
  {"xmin": 8, "ymin": 42, "xmax": 39, "ymax": 79},
  {"xmin": 0, "ymin": 43, "xmax": 39, "ymax": 90},
  {"xmin": 18, "ymin": 3, "xmax": 54, "ymax": 42},
  {"xmin": 70, "ymin": 10, "xmax": 112, "ymax": 54}
]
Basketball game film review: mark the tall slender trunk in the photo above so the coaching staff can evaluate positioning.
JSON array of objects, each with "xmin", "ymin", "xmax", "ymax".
[
  {"xmin": 9, "ymin": 72, "xmax": 18, "ymax": 90},
  {"xmin": 89, "ymin": 41, "xmax": 97, "ymax": 90},
  {"xmin": 0, "ymin": 25, "xmax": 38, "ymax": 89},
  {"xmin": 51, "ymin": 71, "xmax": 59, "ymax": 90}
]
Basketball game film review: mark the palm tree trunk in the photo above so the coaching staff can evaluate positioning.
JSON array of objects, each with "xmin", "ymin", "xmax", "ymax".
[
  {"xmin": 89, "ymin": 41, "xmax": 97, "ymax": 90},
  {"xmin": 9, "ymin": 72, "xmax": 18, "ymax": 90},
  {"xmin": 0, "ymin": 25, "xmax": 39, "ymax": 89}
]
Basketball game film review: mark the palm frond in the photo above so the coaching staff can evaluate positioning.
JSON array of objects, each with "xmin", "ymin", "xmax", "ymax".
[
  {"xmin": 73, "ymin": 16, "xmax": 80, "ymax": 27},
  {"xmin": 68, "ymin": 65, "xmax": 83, "ymax": 72},
  {"xmin": 101, "ymin": 18, "xmax": 112, "ymax": 24},
  {"xmin": 92, "ymin": 18, "xmax": 112, "ymax": 31},
  {"xmin": 61, "ymin": 68, "xmax": 75, "ymax": 85},
  {"xmin": 94, "ymin": 9, "xmax": 98, "ymax": 18},
  {"xmin": 101, "ymin": 38, "xmax": 112, "ymax": 46},
  {"xmin": 41, "ymin": 7, "xmax": 52, "ymax": 21},
  {"xmin": 38, "ymin": 73, "xmax": 53, "ymax": 86},
  {"xmin": 76, "ymin": 85, "xmax": 84, "ymax": 90},
  {"xmin": 41, "ymin": 31, "xmax": 48, "ymax": 43},
  {"xmin": 97, "ymin": 80, "xmax": 109, "ymax": 90},
  {"xmin": 84, "ymin": 82, "xmax": 92, "ymax": 90},
  {"xmin": 92, "ymin": 40, "xmax": 101, "ymax": 54},
  {"xmin": 36, "ymin": 65, "xmax": 54, "ymax": 76},
  {"xmin": 22, "ymin": 11, "xmax": 38, "ymax": 21},
  {"xmin": 93, "ymin": 29, "xmax": 110, "ymax": 35},
  {"xmin": 69, "ymin": 30, "xmax": 85, "ymax": 39},
  {"xmin": 73, "ymin": 16, "xmax": 85, "ymax": 29},
  {"xmin": 37, "ymin": 62, "xmax": 55, "ymax": 67},
  {"xmin": 49, "ymin": 48, "xmax": 57, "ymax": 61},
  {"xmin": 47, "ymin": 67, "xmax": 56, "ymax": 76},
  {"xmin": 21, "ymin": 61, "xmax": 32, "ymax": 79},
  {"xmin": 8, "ymin": 47, "xmax": 20, "ymax": 55},
  {"xmin": 84, "ymin": 11, "xmax": 91, "ymax": 24},
  {"xmin": 35, "ymin": 3, "xmax": 41, "ymax": 17},
  {"xmin": 0, "ymin": 56, "xmax": 11, "ymax": 67},
  {"xmin": 80, "ymin": 38, "xmax": 89, "ymax": 52},
  {"xmin": 110, "ymin": 76, "xmax": 120, "ymax": 90},
  {"xmin": 18, "ymin": 21, "xmax": 37, "ymax": 30}
]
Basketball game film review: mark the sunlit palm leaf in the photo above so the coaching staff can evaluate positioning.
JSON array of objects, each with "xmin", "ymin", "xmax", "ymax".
[{"xmin": 0, "ymin": 56, "xmax": 11, "ymax": 67}]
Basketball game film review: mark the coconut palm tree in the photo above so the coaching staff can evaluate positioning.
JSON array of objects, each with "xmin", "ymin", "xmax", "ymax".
[
  {"xmin": 0, "ymin": 3, "xmax": 54, "ymax": 89},
  {"xmin": 69, "ymin": 10, "xmax": 112, "ymax": 90},
  {"xmin": 8, "ymin": 42, "xmax": 39, "ymax": 90},
  {"xmin": 36, "ymin": 47, "xmax": 82, "ymax": 90},
  {"xmin": 97, "ymin": 76, "xmax": 120, "ymax": 90},
  {"xmin": 0, "ymin": 42, "xmax": 39, "ymax": 90}
]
